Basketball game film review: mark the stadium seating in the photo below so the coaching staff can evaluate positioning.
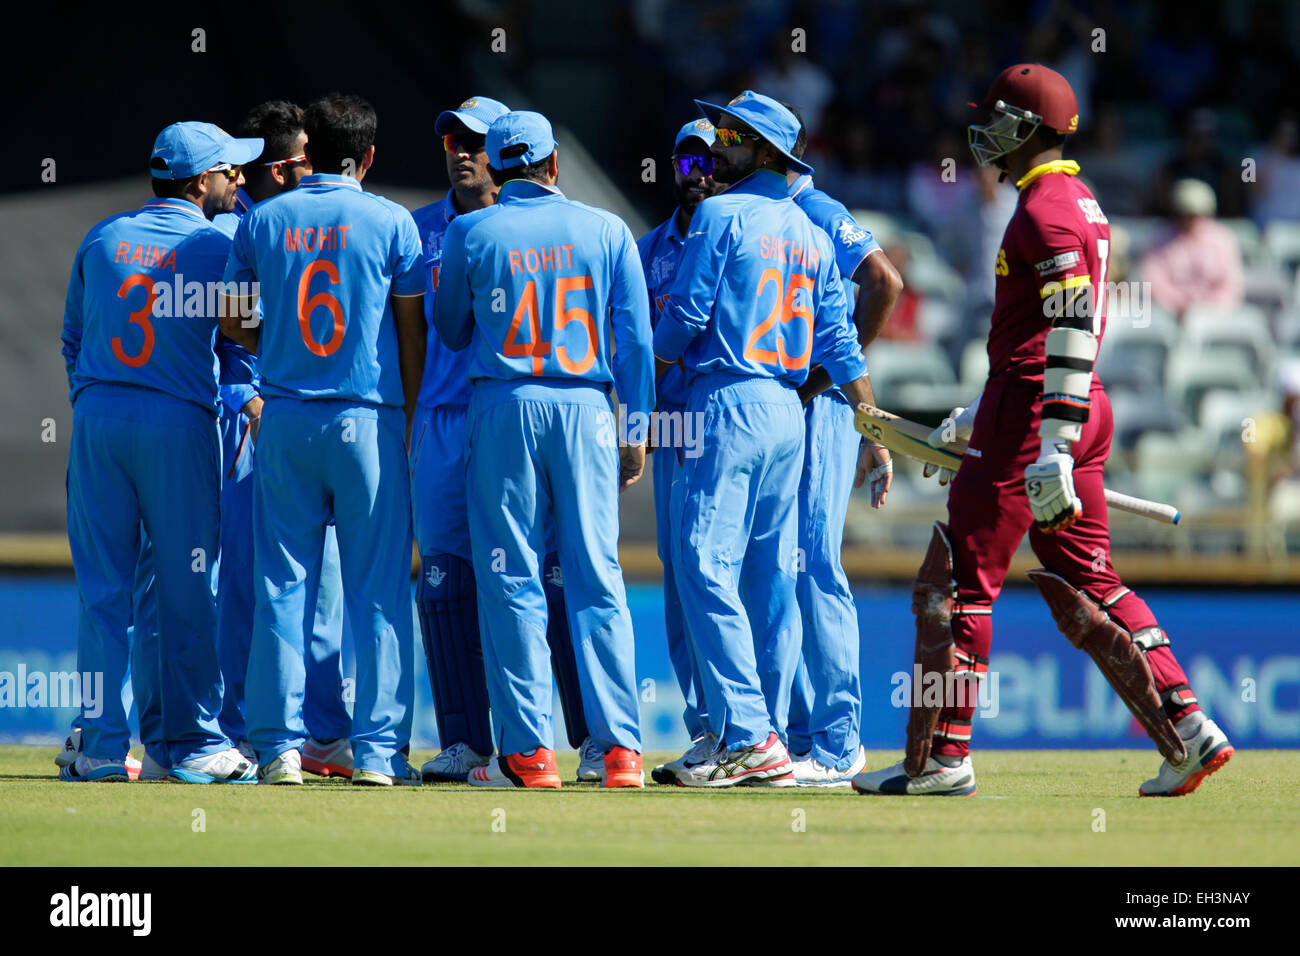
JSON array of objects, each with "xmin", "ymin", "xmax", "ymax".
[
  {"xmin": 1109, "ymin": 388, "xmax": 1186, "ymax": 451},
  {"xmin": 866, "ymin": 340, "xmax": 958, "ymax": 412},
  {"xmin": 1222, "ymin": 217, "xmax": 1265, "ymax": 268},
  {"xmin": 1097, "ymin": 303, "xmax": 1178, "ymax": 388},
  {"xmin": 1265, "ymin": 220, "xmax": 1300, "ymax": 277},
  {"xmin": 1181, "ymin": 303, "xmax": 1274, "ymax": 377},
  {"xmin": 958, "ymin": 339, "xmax": 989, "ymax": 392},
  {"xmin": 1165, "ymin": 348, "xmax": 1259, "ymax": 420},
  {"xmin": 1134, "ymin": 430, "xmax": 1211, "ymax": 506}
]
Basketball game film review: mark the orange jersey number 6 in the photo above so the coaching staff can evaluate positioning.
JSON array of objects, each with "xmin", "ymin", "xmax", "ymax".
[{"xmin": 297, "ymin": 259, "xmax": 346, "ymax": 357}]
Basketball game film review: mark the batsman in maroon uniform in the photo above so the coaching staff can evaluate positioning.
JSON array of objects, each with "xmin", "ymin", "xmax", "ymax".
[{"xmin": 853, "ymin": 65, "xmax": 1233, "ymax": 798}]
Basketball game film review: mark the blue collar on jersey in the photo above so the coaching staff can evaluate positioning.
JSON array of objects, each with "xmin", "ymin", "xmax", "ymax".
[
  {"xmin": 496, "ymin": 179, "xmax": 563, "ymax": 203},
  {"xmin": 142, "ymin": 197, "xmax": 206, "ymax": 219},
  {"xmin": 788, "ymin": 174, "xmax": 814, "ymax": 199},
  {"xmin": 232, "ymin": 187, "xmax": 254, "ymax": 215},
  {"xmin": 299, "ymin": 172, "xmax": 363, "ymax": 190},
  {"xmin": 725, "ymin": 168, "xmax": 791, "ymax": 200}
]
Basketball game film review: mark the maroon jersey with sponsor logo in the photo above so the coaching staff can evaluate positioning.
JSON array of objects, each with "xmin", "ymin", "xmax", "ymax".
[{"xmin": 987, "ymin": 161, "xmax": 1111, "ymax": 383}]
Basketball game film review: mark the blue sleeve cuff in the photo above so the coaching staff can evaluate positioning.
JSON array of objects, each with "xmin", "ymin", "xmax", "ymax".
[
  {"xmin": 220, "ymin": 384, "xmax": 257, "ymax": 417},
  {"xmin": 827, "ymin": 352, "xmax": 869, "ymax": 386},
  {"xmin": 652, "ymin": 314, "xmax": 694, "ymax": 363}
]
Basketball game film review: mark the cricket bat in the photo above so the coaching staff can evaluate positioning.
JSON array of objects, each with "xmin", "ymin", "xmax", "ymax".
[{"xmin": 854, "ymin": 404, "xmax": 1181, "ymax": 526}]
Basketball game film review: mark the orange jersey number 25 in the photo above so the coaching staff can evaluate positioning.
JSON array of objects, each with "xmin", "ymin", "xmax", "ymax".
[{"xmin": 743, "ymin": 268, "xmax": 814, "ymax": 370}]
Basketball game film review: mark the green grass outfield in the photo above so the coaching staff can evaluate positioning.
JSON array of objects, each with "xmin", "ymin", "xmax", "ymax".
[{"xmin": 2, "ymin": 746, "xmax": 1296, "ymax": 866}]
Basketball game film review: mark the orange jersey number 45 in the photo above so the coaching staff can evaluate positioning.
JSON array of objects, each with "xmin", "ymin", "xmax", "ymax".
[{"xmin": 504, "ymin": 276, "xmax": 597, "ymax": 375}]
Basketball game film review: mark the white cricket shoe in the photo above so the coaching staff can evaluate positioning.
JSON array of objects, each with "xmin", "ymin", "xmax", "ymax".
[
  {"xmin": 57, "ymin": 730, "xmax": 144, "ymax": 778},
  {"xmin": 58, "ymin": 755, "xmax": 131, "ymax": 783},
  {"xmin": 55, "ymin": 727, "xmax": 82, "ymax": 768},
  {"xmin": 139, "ymin": 751, "xmax": 169, "ymax": 781},
  {"xmin": 258, "ymin": 749, "xmax": 303, "ymax": 785},
  {"xmin": 169, "ymin": 747, "xmax": 258, "ymax": 784},
  {"xmin": 674, "ymin": 732, "xmax": 795, "ymax": 788},
  {"xmin": 793, "ymin": 746, "xmax": 868, "ymax": 788},
  {"xmin": 577, "ymin": 736, "xmax": 605, "ymax": 782},
  {"xmin": 852, "ymin": 756, "xmax": 977, "ymax": 796},
  {"xmin": 421, "ymin": 742, "xmax": 491, "ymax": 782},
  {"xmin": 1140, "ymin": 712, "xmax": 1233, "ymax": 797},
  {"xmin": 651, "ymin": 732, "xmax": 719, "ymax": 786},
  {"xmin": 302, "ymin": 737, "xmax": 354, "ymax": 778},
  {"xmin": 352, "ymin": 761, "xmax": 422, "ymax": 787}
]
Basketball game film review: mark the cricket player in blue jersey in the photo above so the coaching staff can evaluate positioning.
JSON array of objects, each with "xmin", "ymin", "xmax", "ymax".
[
  {"xmin": 61, "ymin": 121, "xmax": 264, "ymax": 783},
  {"xmin": 433, "ymin": 110, "xmax": 654, "ymax": 789},
  {"xmin": 410, "ymin": 96, "xmax": 594, "ymax": 783},
  {"xmin": 653, "ymin": 91, "xmax": 892, "ymax": 787},
  {"xmin": 637, "ymin": 117, "xmax": 725, "ymax": 786},
  {"xmin": 211, "ymin": 100, "xmax": 352, "ymax": 777},
  {"xmin": 781, "ymin": 110, "xmax": 904, "ymax": 787},
  {"xmin": 221, "ymin": 94, "xmax": 426, "ymax": 786}
]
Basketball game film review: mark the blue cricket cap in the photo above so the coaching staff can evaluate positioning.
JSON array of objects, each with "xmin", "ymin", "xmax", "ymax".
[
  {"xmin": 487, "ymin": 111, "xmax": 556, "ymax": 171},
  {"xmin": 435, "ymin": 95, "xmax": 510, "ymax": 135},
  {"xmin": 694, "ymin": 90, "xmax": 812, "ymax": 175},
  {"xmin": 150, "ymin": 121, "xmax": 263, "ymax": 180},
  {"xmin": 674, "ymin": 118, "xmax": 716, "ymax": 152}
]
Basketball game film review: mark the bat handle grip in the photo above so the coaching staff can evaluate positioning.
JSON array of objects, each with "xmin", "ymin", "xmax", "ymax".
[{"xmin": 1103, "ymin": 490, "xmax": 1181, "ymax": 525}]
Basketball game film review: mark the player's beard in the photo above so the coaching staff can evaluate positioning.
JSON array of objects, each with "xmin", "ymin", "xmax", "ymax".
[
  {"xmin": 673, "ymin": 177, "xmax": 712, "ymax": 215},
  {"xmin": 710, "ymin": 149, "xmax": 755, "ymax": 184}
]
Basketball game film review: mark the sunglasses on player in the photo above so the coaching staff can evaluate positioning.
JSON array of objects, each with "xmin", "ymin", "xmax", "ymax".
[
  {"xmin": 672, "ymin": 154, "xmax": 716, "ymax": 176},
  {"xmin": 205, "ymin": 164, "xmax": 241, "ymax": 182},
  {"xmin": 713, "ymin": 127, "xmax": 761, "ymax": 148},
  {"xmin": 260, "ymin": 153, "xmax": 308, "ymax": 168},
  {"xmin": 443, "ymin": 133, "xmax": 487, "ymax": 155}
]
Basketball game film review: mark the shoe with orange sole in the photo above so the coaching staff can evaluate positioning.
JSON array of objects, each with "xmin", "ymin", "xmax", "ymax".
[
  {"xmin": 1139, "ymin": 713, "xmax": 1233, "ymax": 797},
  {"xmin": 468, "ymin": 748, "xmax": 562, "ymax": 788},
  {"xmin": 603, "ymin": 747, "xmax": 644, "ymax": 788}
]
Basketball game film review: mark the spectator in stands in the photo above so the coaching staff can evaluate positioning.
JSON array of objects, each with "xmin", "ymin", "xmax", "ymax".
[
  {"xmin": 905, "ymin": 133, "xmax": 974, "ymax": 235},
  {"xmin": 875, "ymin": 239, "xmax": 925, "ymax": 342},
  {"xmin": 1139, "ymin": 178, "xmax": 1244, "ymax": 317},
  {"xmin": 814, "ymin": 111, "xmax": 904, "ymax": 213},
  {"xmin": 1073, "ymin": 103, "xmax": 1141, "ymax": 216},
  {"xmin": 753, "ymin": 29, "xmax": 835, "ymax": 139},
  {"xmin": 1154, "ymin": 109, "xmax": 1244, "ymax": 218},
  {"xmin": 936, "ymin": 165, "xmax": 1017, "ymax": 329},
  {"xmin": 1250, "ymin": 114, "xmax": 1300, "ymax": 229}
]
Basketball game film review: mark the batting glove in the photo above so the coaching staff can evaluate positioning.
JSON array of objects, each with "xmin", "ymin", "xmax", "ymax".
[
  {"xmin": 1025, "ymin": 438, "xmax": 1083, "ymax": 532},
  {"xmin": 857, "ymin": 441, "xmax": 892, "ymax": 508},
  {"xmin": 921, "ymin": 397, "xmax": 981, "ymax": 486}
]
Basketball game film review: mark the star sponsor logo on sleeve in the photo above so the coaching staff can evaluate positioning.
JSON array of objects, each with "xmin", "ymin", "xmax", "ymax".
[
  {"xmin": 836, "ymin": 218, "xmax": 867, "ymax": 247},
  {"xmin": 1034, "ymin": 250, "xmax": 1080, "ymax": 276}
]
